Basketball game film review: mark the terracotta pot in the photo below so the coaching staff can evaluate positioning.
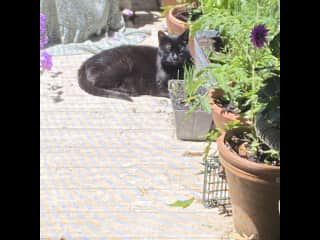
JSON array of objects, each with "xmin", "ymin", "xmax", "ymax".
[
  {"xmin": 166, "ymin": 5, "xmax": 195, "ymax": 58},
  {"xmin": 217, "ymin": 128, "xmax": 280, "ymax": 240},
  {"xmin": 161, "ymin": 0, "xmax": 178, "ymax": 6},
  {"xmin": 166, "ymin": 5, "xmax": 189, "ymax": 33},
  {"xmin": 211, "ymin": 102, "xmax": 246, "ymax": 130},
  {"xmin": 208, "ymin": 89, "xmax": 247, "ymax": 130}
]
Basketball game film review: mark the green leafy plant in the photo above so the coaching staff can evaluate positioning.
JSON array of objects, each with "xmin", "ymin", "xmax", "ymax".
[
  {"xmin": 269, "ymin": 31, "xmax": 280, "ymax": 59},
  {"xmin": 197, "ymin": 21, "xmax": 279, "ymax": 120},
  {"xmin": 161, "ymin": 0, "xmax": 203, "ymax": 21},
  {"xmin": 201, "ymin": 0, "xmax": 243, "ymax": 15},
  {"xmin": 169, "ymin": 66, "xmax": 211, "ymax": 113},
  {"xmin": 218, "ymin": 31, "xmax": 280, "ymax": 165},
  {"xmin": 169, "ymin": 197, "xmax": 195, "ymax": 208},
  {"xmin": 202, "ymin": 119, "xmax": 241, "ymax": 161},
  {"xmin": 202, "ymin": 127, "xmax": 221, "ymax": 160},
  {"xmin": 195, "ymin": 0, "xmax": 280, "ymax": 165},
  {"xmin": 215, "ymin": 33, "xmax": 279, "ymax": 164},
  {"xmin": 183, "ymin": 65, "xmax": 212, "ymax": 113},
  {"xmin": 255, "ymin": 75, "xmax": 279, "ymax": 140},
  {"xmin": 191, "ymin": 0, "xmax": 279, "ymax": 53},
  {"xmin": 254, "ymin": 31, "xmax": 280, "ymax": 153}
]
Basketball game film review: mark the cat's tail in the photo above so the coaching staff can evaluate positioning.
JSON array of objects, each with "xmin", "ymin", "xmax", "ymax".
[{"xmin": 78, "ymin": 64, "xmax": 133, "ymax": 102}]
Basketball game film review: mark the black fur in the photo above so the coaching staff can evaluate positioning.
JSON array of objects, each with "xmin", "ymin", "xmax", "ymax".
[{"xmin": 78, "ymin": 30, "xmax": 193, "ymax": 101}]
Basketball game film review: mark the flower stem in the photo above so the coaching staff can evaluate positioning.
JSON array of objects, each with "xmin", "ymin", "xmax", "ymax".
[
  {"xmin": 256, "ymin": 0, "xmax": 260, "ymax": 21},
  {"xmin": 251, "ymin": 49, "xmax": 256, "ymax": 122}
]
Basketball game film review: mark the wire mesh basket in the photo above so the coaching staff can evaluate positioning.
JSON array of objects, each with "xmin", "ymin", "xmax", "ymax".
[{"xmin": 202, "ymin": 152, "xmax": 232, "ymax": 214}]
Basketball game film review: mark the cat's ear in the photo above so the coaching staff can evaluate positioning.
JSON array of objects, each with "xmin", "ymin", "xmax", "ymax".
[
  {"xmin": 179, "ymin": 29, "xmax": 189, "ymax": 44},
  {"xmin": 158, "ymin": 31, "xmax": 169, "ymax": 43}
]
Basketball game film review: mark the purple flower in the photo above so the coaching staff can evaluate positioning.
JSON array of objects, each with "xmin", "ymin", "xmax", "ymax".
[
  {"xmin": 40, "ymin": 12, "xmax": 46, "ymax": 36},
  {"xmin": 40, "ymin": 12, "xmax": 49, "ymax": 49},
  {"xmin": 250, "ymin": 24, "xmax": 269, "ymax": 48},
  {"xmin": 110, "ymin": 36, "xmax": 120, "ymax": 42},
  {"xmin": 40, "ymin": 12, "xmax": 52, "ymax": 71},
  {"xmin": 40, "ymin": 51, "xmax": 52, "ymax": 70},
  {"xmin": 122, "ymin": 9, "xmax": 134, "ymax": 17},
  {"xmin": 40, "ymin": 35, "xmax": 48, "ymax": 49}
]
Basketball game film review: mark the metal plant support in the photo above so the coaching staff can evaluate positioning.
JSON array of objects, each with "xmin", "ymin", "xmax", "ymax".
[{"xmin": 202, "ymin": 153, "xmax": 232, "ymax": 215}]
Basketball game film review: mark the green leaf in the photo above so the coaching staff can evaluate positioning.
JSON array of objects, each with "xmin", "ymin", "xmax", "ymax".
[
  {"xmin": 224, "ymin": 120, "xmax": 241, "ymax": 130},
  {"xmin": 169, "ymin": 197, "xmax": 195, "ymax": 208},
  {"xmin": 199, "ymin": 95, "xmax": 212, "ymax": 113},
  {"xmin": 255, "ymin": 76, "xmax": 280, "ymax": 151},
  {"xmin": 206, "ymin": 128, "xmax": 221, "ymax": 141},
  {"xmin": 269, "ymin": 31, "xmax": 280, "ymax": 59}
]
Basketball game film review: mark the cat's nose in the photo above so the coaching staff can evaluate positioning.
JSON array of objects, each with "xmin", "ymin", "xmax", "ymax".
[{"xmin": 173, "ymin": 54, "xmax": 178, "ymax": 60}]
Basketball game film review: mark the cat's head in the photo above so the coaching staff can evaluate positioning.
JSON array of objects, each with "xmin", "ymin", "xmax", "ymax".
[{"xmin": 158, "ymin": 30, "xmax": 191, "ymax": 67}]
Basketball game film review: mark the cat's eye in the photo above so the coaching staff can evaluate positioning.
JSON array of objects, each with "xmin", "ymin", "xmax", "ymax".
[
  {"xmin": 165, "ymin": 44, "xmax": 172, "ymax": 51},
  {"xmin": 178, "ymin": 45, "xmax": 185, "ymax": 51}
]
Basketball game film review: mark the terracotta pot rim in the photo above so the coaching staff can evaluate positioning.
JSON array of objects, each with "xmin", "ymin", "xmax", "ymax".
[
  {"xmin": 208, "ymin": 88, "xmax": 242, "ymax": 121},
  {"xmin": 217, "ymin": 127, "xmax": 280, "ymax": 178},
  {"xmin": 168, "ymin": 5, "xmax": 189, "ymax": 28},
  {"xmin": 211, "ymin": 101, "xmax": 242, "ymax": 122},
  {"xmin": 162, "ymin": 0, "xmax": 178, "ymax": 5}
]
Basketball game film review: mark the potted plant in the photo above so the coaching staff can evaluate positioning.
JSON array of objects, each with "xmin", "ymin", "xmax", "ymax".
[
  {"xmin": 168, "ymin": 65, "xmax": 213, "ymax": 141},
  {"xmin": 216, "ymin": 72, "xmax": 280, "ymax": 240},
  {"xmin": 166, "ymin": 0, "xmax": 203, "ymax": 33},
  {"xmin": 214, "ymin": 21, "xmax": 280, "ymax": 239},
  {"xmin": 190, "ymin": 0, "xmax": 246, "ymax": 67},
  {"xmin": 165, "ymin": 0, "xmax": 203, "ymax": 57},
  {"xmin": 216, "ymin": 125, "xmax": 279, "ymax": 240},
  {"xmin": 204, "ymin": 3, "xmax": 279, "ymax": 129},
  {"xmin": 196, "ymin": 1, "xmax": 280, "ymax": 238},
  {"xmin": 206, "ymin": 59, "xmax": 254, "ymax": 130},
  {"xmin": 199, "ymin": 49, "xmax": 258, "ymax": 130},
  {"xmin": 188, "ymin": 0, "xmax": 279, "ymax": 131},
  {"xmin": 188, "ymin": 2, "xmax": 253, "ymax": 112}
]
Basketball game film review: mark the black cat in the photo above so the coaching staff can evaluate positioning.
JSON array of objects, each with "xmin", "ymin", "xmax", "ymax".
[{"xmin": 78, "ymin": 30, "xmax": 193, "ymax": 101}]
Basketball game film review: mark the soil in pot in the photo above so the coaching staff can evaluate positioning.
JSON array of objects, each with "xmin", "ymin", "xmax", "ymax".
[
  {"xmin": 217, "ymin": 128, "xmax": 280, "ymax": 240},
  {"xmin": 226, "ymin": 129, "xmax": 280, "ymax": 166},
  {"xmin": 214, "ymin": 97, "xmax": 245, "ymax": 115},
  {"xmin": 174, "ymin": 6, "xmax": 202, "ymax": 22}
]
